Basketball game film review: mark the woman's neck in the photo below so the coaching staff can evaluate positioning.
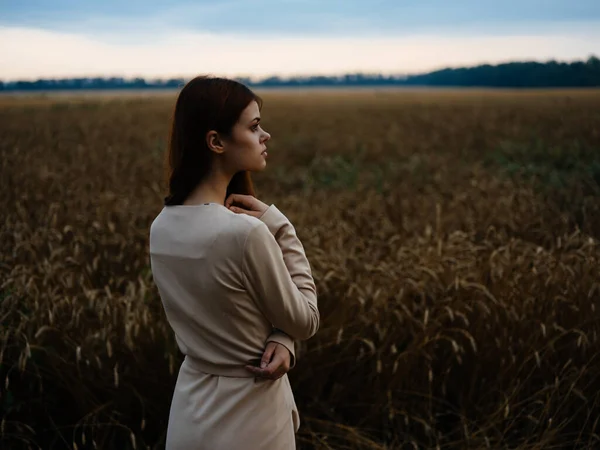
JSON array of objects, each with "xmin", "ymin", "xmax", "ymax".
[{"xmin": 184, "ymin": 168, "xmax": 233, "ymax": 206}]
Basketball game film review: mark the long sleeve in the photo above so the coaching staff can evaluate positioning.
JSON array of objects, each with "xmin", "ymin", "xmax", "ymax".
[
  {"xmin": 265, "ymin": 328, "xmax": 296, "ymax": 369},
  {"xmin": 242, "ymin": 205, "xmax": 319, "ymax": 341},
  {"xmin": 260, "ymin": 206, "xmax": 299, "ymax": 368}
]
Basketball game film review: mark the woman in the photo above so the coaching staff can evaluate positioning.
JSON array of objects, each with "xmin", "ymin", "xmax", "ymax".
[{"xmin": 149, "ymin": 76, "xmax": 320, "ymax": 449}]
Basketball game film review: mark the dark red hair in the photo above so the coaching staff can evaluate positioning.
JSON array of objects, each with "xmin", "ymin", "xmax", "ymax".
[{"xmin": 164, "ymin": 76, "xmax": 263, "ymax": 206}]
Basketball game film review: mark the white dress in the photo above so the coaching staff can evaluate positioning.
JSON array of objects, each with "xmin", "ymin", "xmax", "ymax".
[{"xmin": 149, "ymin": 202, "xmax": 319, "ymax": 449}]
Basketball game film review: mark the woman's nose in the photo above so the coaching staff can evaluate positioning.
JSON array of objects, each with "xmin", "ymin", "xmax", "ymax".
[{"xmin": 262, "ymin": 131, "xmax": 271, "ymax": 142}]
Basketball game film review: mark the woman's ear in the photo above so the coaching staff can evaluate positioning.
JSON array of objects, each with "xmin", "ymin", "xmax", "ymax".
[{"xmin": 206, "ymin": 130, "xmax": 225, "ymax": 154}]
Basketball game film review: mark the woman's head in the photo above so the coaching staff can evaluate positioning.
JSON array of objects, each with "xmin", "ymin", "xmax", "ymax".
[{"xmin": 164, "ymin": 76, "xmax": 270, "ymax": 206}]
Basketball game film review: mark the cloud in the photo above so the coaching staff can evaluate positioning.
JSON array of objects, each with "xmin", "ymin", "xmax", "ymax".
[
  {"xmin": 2, "ymin": 0, "xmax": 600, "ymax": 37},
  {"xmin": 1, "ymin": 25, "xmax": 598, "ymax": 81}
]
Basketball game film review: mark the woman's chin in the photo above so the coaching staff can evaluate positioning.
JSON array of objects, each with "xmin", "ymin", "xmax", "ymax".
[{"xmin": 247, "ymin": 161, "xmax": 267, "ymax": 172}]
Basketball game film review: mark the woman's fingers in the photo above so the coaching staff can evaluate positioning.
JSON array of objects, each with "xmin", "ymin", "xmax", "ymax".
[
  {"xmin": 244, "ymin": 364, "xmax": 281, "ymax": 379},
  {"xmin": 225, "ymin": 193, "xmax": 268, "ymax": 215},
  {"xmin": 225, "ymin": 193, "xmax": 252, "ymax": 209},
  {"xmin": 243, "ymin": 342, "xmax": 291, "ymax": 379},
  {"xmin": 245, "ymin": 365, "xmax": 264, "ymax": 376},
  {"xmin": 261, "ymin": 342, "xmax": 277, "ymax": 368},
  {"xmin": 224, "ymin": 193, "xmax": 240, "ymax": 208},
  {"xmin": 263, "ymin": 352, "xmax": 287, "ymax": 379},
  {"xmin": 244, "ymin": 350, "xmax": 288, "ymax": 380},
  {"xmin": 229, "ymin": 206, "xmax": 260, "ymax": 217}
]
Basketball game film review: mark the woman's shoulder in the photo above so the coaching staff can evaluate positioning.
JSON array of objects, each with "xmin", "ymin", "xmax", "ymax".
[
  {"xmin": 225, "ymin": 209, "xmax": 266, "ymax": 240},
  {"xmin": 228, "ymin": 204, "xmax": 290, "ymax": 236},
  {"xmin": 148, "ymin": 204, "xmax": 277, "ymax": 251}
]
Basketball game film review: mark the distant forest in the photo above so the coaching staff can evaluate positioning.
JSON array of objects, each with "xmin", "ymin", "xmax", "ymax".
[{"xmin": 2, "ymin": 56, "xmax": 599, "ymax": 91}]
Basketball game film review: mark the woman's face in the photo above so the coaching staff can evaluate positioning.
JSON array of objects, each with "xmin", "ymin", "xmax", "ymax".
[{"xmin": 222, "ymin": 100, "xmax": 271, "ymax": 173}]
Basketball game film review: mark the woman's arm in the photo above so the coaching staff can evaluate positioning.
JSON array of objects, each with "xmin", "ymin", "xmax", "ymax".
[{"xmin": 242, "ymin": 206, "xmax": 320, "ymax": 341}]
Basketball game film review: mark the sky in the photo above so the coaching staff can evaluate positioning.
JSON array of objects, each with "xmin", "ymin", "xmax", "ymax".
[{"xmin": 1, "ymin": 0, "xmax": 599, "ymax": 81}]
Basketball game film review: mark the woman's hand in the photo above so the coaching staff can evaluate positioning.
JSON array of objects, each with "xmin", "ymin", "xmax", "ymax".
[
  {"xmin": 245, "ymin": 342, "xmax": 291, "ymax": 380},
  {"xmin": 225, "ymin": 194, "xmax": 268, "ymax": 218}
]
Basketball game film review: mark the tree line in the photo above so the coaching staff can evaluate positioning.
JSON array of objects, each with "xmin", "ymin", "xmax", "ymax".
[{"xmin": 2, "ymin": 56, "xmax": 599, "ymax": 91}]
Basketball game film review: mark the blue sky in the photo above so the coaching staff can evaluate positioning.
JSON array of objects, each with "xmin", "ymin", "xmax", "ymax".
[{"xmin": 1, "ymin": 0, "xmax": 599, "ymax": 80}]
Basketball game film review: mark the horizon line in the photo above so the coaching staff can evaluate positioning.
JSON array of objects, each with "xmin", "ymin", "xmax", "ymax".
[{"xmin": 2, "ymin": 54, "xmax": 597, "ymax": 84}]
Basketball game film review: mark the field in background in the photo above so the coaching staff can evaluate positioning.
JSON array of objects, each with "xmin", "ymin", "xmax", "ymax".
[{"xmin": 1, "ymin": 89, "xmax": 599, "ymax": 449}]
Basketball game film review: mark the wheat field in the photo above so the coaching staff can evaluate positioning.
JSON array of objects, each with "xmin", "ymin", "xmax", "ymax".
[{"xmin": 1, "ymin": 88, "xmax": 599, "ymax": 449}]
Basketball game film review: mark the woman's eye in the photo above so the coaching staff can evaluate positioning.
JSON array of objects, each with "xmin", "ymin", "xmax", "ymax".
[{"xmin": 251, "ymin": 124, "xmax": 259, "ymax": 131}]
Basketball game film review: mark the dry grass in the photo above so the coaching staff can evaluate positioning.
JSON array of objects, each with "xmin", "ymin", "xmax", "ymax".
[{"xmin": 1, "ymin": 88, "xmax": 599, "ymax": 450}]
